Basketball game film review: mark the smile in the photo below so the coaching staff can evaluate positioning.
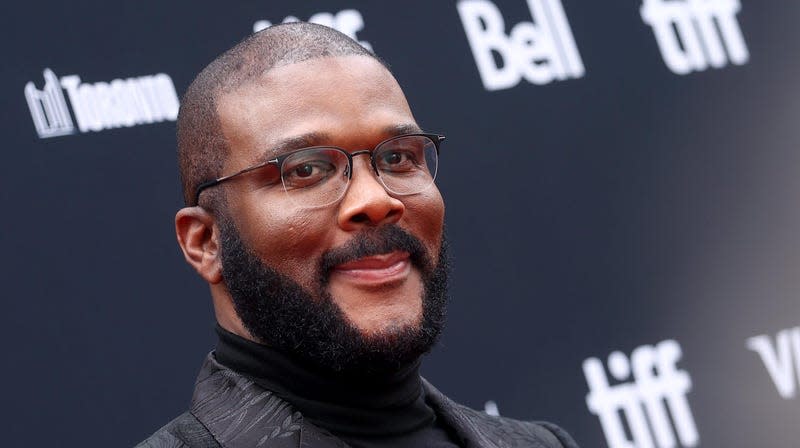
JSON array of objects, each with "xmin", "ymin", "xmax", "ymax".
[{"xmin": 331, "ymin": 251, "xmax": 412, "ymax": 285}]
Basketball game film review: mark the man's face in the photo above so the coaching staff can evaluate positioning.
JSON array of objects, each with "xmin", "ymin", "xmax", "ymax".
[{"xmin": 213, "ymin": 56, "xmax": 446, "ymax": 367}]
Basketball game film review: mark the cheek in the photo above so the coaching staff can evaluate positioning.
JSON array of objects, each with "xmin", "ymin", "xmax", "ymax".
[
  {"xmin": 402, "ymin": 187, "xmax": 445, "ymax": 256},
  {"xmin": 239, "ymin": 206, "xmax": 336, "ymax": 280}
]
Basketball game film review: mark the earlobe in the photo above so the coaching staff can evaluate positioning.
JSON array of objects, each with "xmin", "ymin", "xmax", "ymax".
[{"xmin": 175, "ymin": 207, "xmax": 223, "ymax": 284}]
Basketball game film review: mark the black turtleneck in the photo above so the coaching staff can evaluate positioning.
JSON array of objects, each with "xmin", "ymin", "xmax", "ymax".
[{"xmin": 214, "ymin": 325, "xmax": 461, "ymax": 448}]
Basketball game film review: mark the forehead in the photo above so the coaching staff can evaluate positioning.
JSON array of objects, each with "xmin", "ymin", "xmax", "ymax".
[{"xmin": 215, "ymin": 55, "xmax": 416, "ymax": 168}]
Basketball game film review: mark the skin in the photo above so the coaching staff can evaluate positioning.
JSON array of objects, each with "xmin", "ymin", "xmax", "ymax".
[{"xmin": 175, "ymin": 55, "xmax": 445, "ymax": 343}]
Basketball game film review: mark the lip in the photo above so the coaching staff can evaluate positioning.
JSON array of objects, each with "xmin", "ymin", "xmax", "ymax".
[{"xmin": 331, "ymin": 251, "xmax": 412, "ymax": 285}]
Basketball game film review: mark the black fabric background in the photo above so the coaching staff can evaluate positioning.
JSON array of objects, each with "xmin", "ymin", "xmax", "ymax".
[{"xmin": 2, "ymin": 1, "xmax": 799, "ymax": 446}]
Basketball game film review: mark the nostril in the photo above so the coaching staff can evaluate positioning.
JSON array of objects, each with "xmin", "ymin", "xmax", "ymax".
[{"xmin": 350, "ymin": 213, "xmax": 369, "ymax": 223}]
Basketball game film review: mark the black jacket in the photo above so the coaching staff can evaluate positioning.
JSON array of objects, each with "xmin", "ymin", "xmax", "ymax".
[{"xmin": 137, "ymin": 355, "xmax": 579, "ymax": 448}]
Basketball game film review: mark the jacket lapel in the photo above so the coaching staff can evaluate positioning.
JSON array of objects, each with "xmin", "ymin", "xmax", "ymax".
[
  {"xmin": 422, "ymin": 380, "xmax": 565, "ymax": 448},
  {"xmin": 190, "ymin": 354, "xmax": 347, "ymax": 448},
  {"xmin": 422, "ymin": 379, "xmax": 502, "ymax": 448}
]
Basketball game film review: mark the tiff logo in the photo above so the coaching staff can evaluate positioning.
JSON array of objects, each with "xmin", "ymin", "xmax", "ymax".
[
  {"xmin": 583, "ymin": 340, "xmax": 699, "ymax": 448},
  {"xmin": 747, "ymin": 326, "xmax": 800, "ymax": 399},
  {"xmin": 25, "ymin": 68, "xmax": 75, "ymax": 138},
  {"xmin": 254, "ymin": 9, "xmax": 371, "ymax": 51},
  {"xmin": 641, "ymin": 0, "xmax": 749, "ymax": 75},
  {"xmin": 457, "ymin": 0, "xmax": 584, "ymax": 91}
]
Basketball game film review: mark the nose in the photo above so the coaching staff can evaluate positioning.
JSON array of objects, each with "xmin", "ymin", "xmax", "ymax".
[{"xmin": 337, "ymin": 155, "xmax": 405, "ymax": 229}]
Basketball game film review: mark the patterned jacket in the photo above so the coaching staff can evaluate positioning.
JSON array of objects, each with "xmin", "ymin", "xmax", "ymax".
[{"xmin": 137, "ymin": 355, "xmax": 579, "ymax": 448}]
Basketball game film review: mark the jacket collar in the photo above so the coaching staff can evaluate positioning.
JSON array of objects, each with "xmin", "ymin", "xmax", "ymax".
[
  {"xmin": 190, "ymin": 354, "xmax": 345, "ymax": 448},
  {"xmin": 423, "ymin": 380, "xmax": 565, "ymax": 448},
  {"xmin": 189, "ymin": 353, "xmax": 543, "ymax": 448},
  {"xmin": 422, "ymin": 379, "xmax": 504, "ymax": 448}
]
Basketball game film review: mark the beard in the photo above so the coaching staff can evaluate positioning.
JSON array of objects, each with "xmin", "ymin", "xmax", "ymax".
[{"xmin": 217, "ymin": 214, "xmax": 449, "ymax": 376}]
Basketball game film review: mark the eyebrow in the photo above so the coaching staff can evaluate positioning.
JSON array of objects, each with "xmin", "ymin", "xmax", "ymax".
[
  {"xmin": 253, "ymin": 122, "xmax": 425, "ymax": 164},
  {"xmin": 383, "ymin": 123, "xmax": 424, "ymax": 136},
  {"xmin": 253, "ymin": 132, "xmax": 331, "ymax": 164}
]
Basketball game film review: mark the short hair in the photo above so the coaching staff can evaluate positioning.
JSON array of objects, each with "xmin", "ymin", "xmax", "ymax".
[{"xmin": 177, "ymin": 22, "xmax": 385, "ymax": 206}]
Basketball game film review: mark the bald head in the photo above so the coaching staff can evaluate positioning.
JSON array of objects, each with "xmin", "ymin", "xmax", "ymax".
[{"xmin": 177, "ymin": 22, "xmax": 385, "ymax": 206}]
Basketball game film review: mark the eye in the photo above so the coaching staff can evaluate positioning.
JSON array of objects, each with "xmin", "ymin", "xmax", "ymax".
[
  {"xmin": 281, "ymin": 149, "xmax": 343, "ymax": 189},
  {"xmin": 283, "ymin": 160, "xmax": 335, "ymax": 188},
  {"xmin": 375, "ymin": 148, "xmax": 420, "ymax": 173},
  {"xmin": 292, "ymin": 163, "xmax": 316, "ymax": 178}
]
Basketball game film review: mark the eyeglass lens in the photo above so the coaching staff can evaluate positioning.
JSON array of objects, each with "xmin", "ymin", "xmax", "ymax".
[{"xmin": 279, "ymin": 135, "xmax": 438, "ymax": 207}]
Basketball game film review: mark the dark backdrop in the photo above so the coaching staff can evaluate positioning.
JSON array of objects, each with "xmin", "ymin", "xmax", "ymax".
[{"xmin": 3, "ymin": 1, "xmax": 799, "ymax": 447}]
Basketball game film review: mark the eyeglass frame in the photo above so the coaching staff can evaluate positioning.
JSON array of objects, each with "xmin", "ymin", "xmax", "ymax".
[{"xmin": 192, "ymin": 132, "xmax": 445, "ymax": 207}]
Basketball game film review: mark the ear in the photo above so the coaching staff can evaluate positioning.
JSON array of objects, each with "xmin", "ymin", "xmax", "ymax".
[{"xmin": 175, "ymin": 207, "xmax": 223, "ymax": 284}]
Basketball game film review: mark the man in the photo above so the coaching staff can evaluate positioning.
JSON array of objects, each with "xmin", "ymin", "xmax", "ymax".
[{"xmin": 139, "ymin": 22, "xmax": 578, "ymax": 448}]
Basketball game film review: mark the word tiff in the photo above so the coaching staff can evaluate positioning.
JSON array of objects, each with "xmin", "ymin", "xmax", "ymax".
[
  {"xmin": 583, "ymin": 340, "xmax": 699, "ymax": 448},
  {"xmin": 641, "ymin": 0, "xmax": 749, "ymax": 75}
]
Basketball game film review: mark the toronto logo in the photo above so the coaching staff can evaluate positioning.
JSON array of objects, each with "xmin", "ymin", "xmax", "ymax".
[{"xmin": 24, "ymin": 68, "xmax": 179, "ymax": 139}]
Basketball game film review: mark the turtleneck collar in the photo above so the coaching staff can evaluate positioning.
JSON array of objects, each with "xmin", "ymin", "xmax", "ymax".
[{"xmin": 213, "ymin": 324, "xmax": 435, "ymax": 438}]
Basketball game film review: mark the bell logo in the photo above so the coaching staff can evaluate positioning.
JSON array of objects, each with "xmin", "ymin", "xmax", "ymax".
[
  {"xmin": 583, "ymin": 340, "xmax": 700, "ymax": 448},
  {"xmin": 641, "ymin": 0, "xmax": 749, "ymax": 75},
  {"xmin": 457, "ymin": 0, "xmax": 585, "ymax": 91}
]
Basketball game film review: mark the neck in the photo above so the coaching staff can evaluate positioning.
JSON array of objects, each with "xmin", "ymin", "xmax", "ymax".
[{"xmin": 214, "ymin": 324, "xmax": 432, "ymax": 436}]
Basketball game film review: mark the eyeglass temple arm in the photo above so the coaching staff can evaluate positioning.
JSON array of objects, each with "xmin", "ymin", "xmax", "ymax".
[
  {"xmin": 193, "ymin": 180, "xmax": 219, "ymax": 206},
  {"xmin": 192, "ymin": 159, "xmax": 278, "ymax": 206}
]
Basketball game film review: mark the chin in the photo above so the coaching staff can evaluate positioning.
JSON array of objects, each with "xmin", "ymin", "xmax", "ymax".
[{"xmin": 350, "ymin": 307, "xmax": 424, "ymax": 337}]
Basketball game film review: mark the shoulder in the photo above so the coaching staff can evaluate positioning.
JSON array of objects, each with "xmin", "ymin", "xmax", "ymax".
[
  {"xmin": 135, "ymin": 412, "xmax": 219, "ymax": 448},
  {"xmin": 450, "ymin": 401, "xmax": 579, "ymax": 448},
  {"xmin": 137, "ymin": 354, "xmax": 304, "ymax": 448},
  {"xmin": 422, "ymin": 380, "xmax": 579, "ymax": 448}
]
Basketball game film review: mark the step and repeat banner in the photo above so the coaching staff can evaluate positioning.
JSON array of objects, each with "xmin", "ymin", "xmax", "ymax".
[{"xmin": 4, "ymin": 1, "xmax": 800, "ymax": 447}]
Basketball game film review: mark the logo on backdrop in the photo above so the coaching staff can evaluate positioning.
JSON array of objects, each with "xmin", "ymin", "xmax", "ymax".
[
  {"xmin": 253, "ymin": 9, "xmax": 372, "ymax": 51},
  {"xmin": 641, "ymin": 0, "xmax": 749, "ymax": 75},
  {"xmin": 457, "ymin": 0, "xmax": 584, "ymax": 91},
  {"xmin": 24, "ymin": 68, "xmax": 179, "ymax": 139},
  {"xmin": 747, "ymin": 325, "xmax": 800, "ymax": 399},
  {"xmin": 583, "ymin": 339, "xmax": 700, "ymax": 448}
]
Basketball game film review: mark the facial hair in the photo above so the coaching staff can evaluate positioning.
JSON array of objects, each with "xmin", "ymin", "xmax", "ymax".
[{"xmin": 217, "ymin": 215, "xmax": 449, "ymax": 376}]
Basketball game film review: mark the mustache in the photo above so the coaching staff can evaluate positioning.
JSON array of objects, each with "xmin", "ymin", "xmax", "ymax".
[{"xmin": 318, "ymin": 225, "xmax": 433, "ymax": 282}]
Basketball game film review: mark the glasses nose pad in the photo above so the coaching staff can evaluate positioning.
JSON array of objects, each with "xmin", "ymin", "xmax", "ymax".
[{"xmin": 370, "ymin": 157, "xmax": 381, "ymax": 177}]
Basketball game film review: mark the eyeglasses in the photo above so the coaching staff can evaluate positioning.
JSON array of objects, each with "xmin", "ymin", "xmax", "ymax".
[{"xmin": 193, "ymin": 133, "xmax": 444, "ymax": 208}]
